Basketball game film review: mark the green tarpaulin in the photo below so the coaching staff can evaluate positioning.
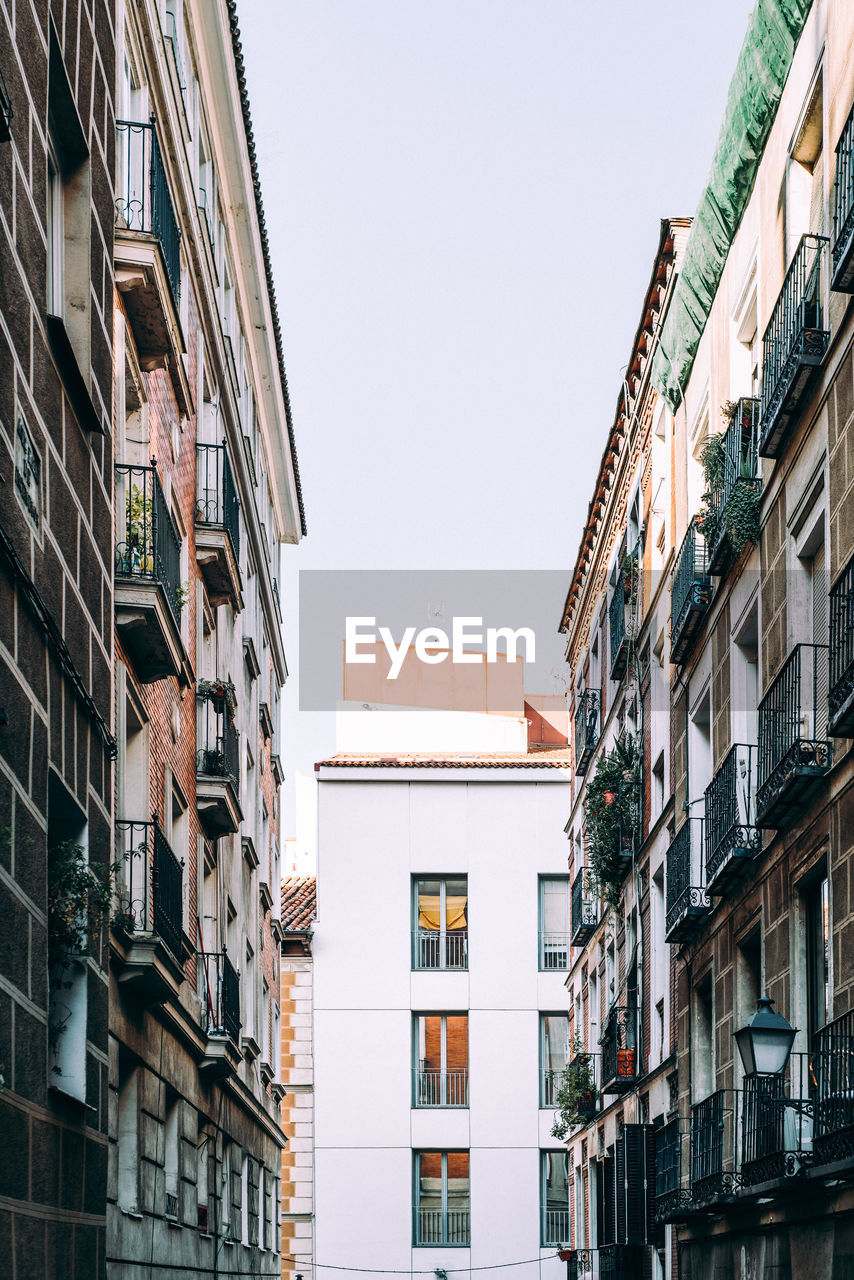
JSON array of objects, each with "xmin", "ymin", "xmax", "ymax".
[{"xmin": 650, "ymin": 0, "xmax": 814, "ymax": 411}]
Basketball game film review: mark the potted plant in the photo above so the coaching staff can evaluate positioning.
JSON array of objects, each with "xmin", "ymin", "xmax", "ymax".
[
  {"xmin": 197, "ymin": 678, "xmax": 237, "ymax": 717},
  {"xmin": 550, "ymin": 1035, "xmax": 599, "ymax": 1140},
  {"xmin": 583, "ymin": 735, "xmax": 639, "ymax": 909}
]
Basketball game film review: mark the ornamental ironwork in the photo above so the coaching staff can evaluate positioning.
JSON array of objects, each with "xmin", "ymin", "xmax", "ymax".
[
  {"xmin": 670, "ymin": 518, "xmax": 712, "ymax": 664},
  {"xmin": 756, "ymin": 643, "xmax": 832, "ymax": 828},
  {"xmin": 704, "ymin": 743, "xmax": 762, "ymax": 892}
]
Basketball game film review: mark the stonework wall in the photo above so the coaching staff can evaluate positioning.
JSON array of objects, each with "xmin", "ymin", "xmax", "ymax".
[{"xmin": 280, "ymin": 951, "xmax": 314, "ymax": 1277}]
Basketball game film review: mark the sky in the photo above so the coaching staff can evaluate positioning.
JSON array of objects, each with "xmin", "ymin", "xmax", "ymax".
[{"xmin": 236, "ymin": 0, "xmax": 756, "ymax": 830}]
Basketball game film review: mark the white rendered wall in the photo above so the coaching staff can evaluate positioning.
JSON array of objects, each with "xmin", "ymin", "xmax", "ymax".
[{"xmin": 314, "ymin": 768, "xmax": 571, "ymax": 1280}]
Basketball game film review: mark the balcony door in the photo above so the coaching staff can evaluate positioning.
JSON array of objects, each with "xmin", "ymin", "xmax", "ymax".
[
  {"xmin": 413, "ymin": 1015, "xmax": 469, "ymax": 1107},
  {"xmin": 413, "ymin": 877, "xmax": 468, "ymax": 970},
  {"xmin": 539, "ymin": 878, "xmax": 570, "ymax": 970},
  {"xmin": 540, "ymin": 1013, "xmax": 570, "ymax": 1107}
]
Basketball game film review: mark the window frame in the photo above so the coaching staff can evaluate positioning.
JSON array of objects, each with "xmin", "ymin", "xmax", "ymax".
[
  {"xmin": 413, "ymin": 1150, "xmax": 471, "ymax": 1248},
  {"xmin": 411, "ymin": 875, "xmax": 468, "ymax": 971},
  {"xmin": 412, "ymin": 1013, "xmax": 469, "ymax": 1109},
  {"xmin": 538, "ymin": 875, "xmax": 571, "ymax": 970}
]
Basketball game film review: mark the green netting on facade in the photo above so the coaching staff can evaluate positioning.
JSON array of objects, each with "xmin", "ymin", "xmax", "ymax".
[{"xmin": 650, "ymin": 0, "xmax": 814, "ymax": 411}]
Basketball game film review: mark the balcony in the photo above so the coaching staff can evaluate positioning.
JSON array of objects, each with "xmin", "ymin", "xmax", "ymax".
[
  {"xmin": 197, "ymin": 949, "xmax": 241, "ymax": 1077},
  {"xmin": 758, "ymin": 233, "xmax": 830, "ymax": 458},
  {"xmin": 196, "ymin": 698, "xmax": 242, "ymax": 835},
  {"xmin": 574, "ymin": 689, "xmax": 600, "ymax": 776},
  {"xmin": 114, "ymin": 120, "xmax": 191, "ymax": 415},
  {"xmin": 741, "ymin": 1055, "xmax": 814, "ymax": 1188},
  {"xmin": 539, "ymin": 932, "xmax": 570, "ymax": 970},
  {"xmin": 195, "ymin": 443, "xmax": 242, "ymax": 609},
  {"xmin": 813, "ymin": 1009, "xmax": 854, "ymax": 1169},
  {"xmin": 829, "ymin": 554, "xmax": 854, "ymax": 736},
  {"xmin": 704, "ymin": 744, "xmax": 761, "ymax": 895},
  {"xmin": 113, "ymin": 818, "xmax": 184, "ymax": 1002},
  {"xmin": 664, "ymin": 822, "xmax": 710, "ymax": 944},
  {"xmin": 654, "ymin": 1118, "xmax": 689, "ymax": 1222},
  {"xmin": 832, "ymin": 103, "xmax": 854, "ymax": 292},
  {"xmin": 115, "ymin": 463, "xmax": 186, "ymax": 683},
  {"xmin": 756, "ymin": 644, "xmax": 832, "ymax": 828},
  {"xmin": 598, "ymin": 1245, "xmax": 645, "ymax": 1280},
  {"xmin": 571, "ymin": 867, "xmax": 599, "ymax": 946},
  {"xmin": 690, "ymin": 1090, "xmax": 740, "ymax": 1208},
  {"xmin": 706, "ymin": 397, "xmax": 762, "ymax": 575},
  {"xmin": 413, "ymin": 1069, "xmax": 469, "ymax": 1108},
  {"xmin": 411, "ymin": 928, "xmax": 468, "ymax": 971},
  {"xmin": 609, "ymin": 574, "xmax": 630, "ymax": 679},
  {"xmin": 600, "ymin": 1005, "xmax": 637, "ymax": 1094},
  {"xmin": 670, "ymin": 519, "xmax": 712, "ymax": 664},
  {"xmin": 415, "ymin": 1208, "xmax": 470, "ymax": 1248}
]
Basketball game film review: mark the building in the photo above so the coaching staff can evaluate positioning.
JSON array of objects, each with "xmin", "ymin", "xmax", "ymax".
[
  {"xmin": 0, "ymin": 3, "xmax": 117, "ymax": 1276},
  {"xmin": 280, "ymin": 873, "xmax": 317, "ymax": 1278},
  {"xmin": 311, "ymin": 672, "xmax": 573, "ymax": 1278},
  {"xmin": 557, "ymin": 218, "xmax": 689, "ymax": 1280},
  {"xmin": 107, "ymin": 1, "xmax": 303, "ymax": 1277},
  {"xmin": 563, "ymin": 1, "xmax": 854, "ymax": 1276}
]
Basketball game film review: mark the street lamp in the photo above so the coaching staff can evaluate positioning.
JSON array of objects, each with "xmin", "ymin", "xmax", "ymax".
[{"xmin": 734, "ymin": 995, "xmax": 797, "ymax": 1077}]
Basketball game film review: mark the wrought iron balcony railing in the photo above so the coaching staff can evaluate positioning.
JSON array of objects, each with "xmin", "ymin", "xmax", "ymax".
[
  {"xmin": 411, "ymin": 929, "xmax": 468, "ymax": 971},
  {"xmin": 571, "ymin": 867, "xmax": 599, "ymax": 946},
  {"xmin": 832, "ymin": 101, "xmax": 854, "ymax": 292},
  {"xmin": 609, "ymin": 573, "xmax": 629, "ymax": 679},
  {"xmin": 565, "ymin": 1250, "xmax": 593, "ymax": 1278},
  {"xmin": 741, "ymin": 1053, "xmax": 815, "ymax": 1187},
  {"xmin": 413, "ymin": 1069, "xmax": 469, "ymax": 1108},
  {"xmin": 196, "ymin": 443, "xmax": 240, "ymax": 561},
  {"xmin": 598, "ymin": 1244, "xmax": 645, "ymax": 1280},
  {"xmin": 690, "ymin": 1089, "xmax": 740, "ymax": 1206},
  {"xmin": 539, "ymin": 932, "xmax": 570, "ymax": 970},
  {"xmin": 758, "ymin": 233, "xmax": 830, "ymax": 457},
  {"xmin": 115, "ymin": 817, "xmax": 184, "ymax": 964},
  {"xmin": 115, "ymin": 119, "xmax": 181, "ymax": 302},
  {"xmin": 600, "ymin": 1004, "xmax": 637, "ymax": 1093},
  {"xmin": 830, "ymin": 552, "xmax": 854, "ymax": 736},
  {"xmin": 756, "ymin": 643, "xmax": 831, "ymax": 828},
  {"xmin": 813, "ymin": 1008, "xmax": 854, "ymax": 1166},
  {"xmin": 704, "ymin": 743, "xmax": 761, "ymax": 894},
  {"xmin": 197, "ymin": 701, "xmax": 239, "ymax": 781},
  {"xmin": 115, "ymin": 462, "xmax": 183, "ymax": 628},
  {"xmin": 541, "ymin": 1207, "xmax": 570, "ymax": 1247},
  {"xmin": 198, "ymin": 949, "xmax": 241, "ymax": 1042},
  {"xmin": 664, "ymin": 822, "xmax": 709, "ymax": 944},
  {"xmin": 415, "ymin": 1207, "xmax": 470, "ymax": 1247},
  {"xmin": 706, "ymin": 397, "xmax": 762, "ymax": 574},
  {"xmin": 670, "ymin": 518, "xmax": 712, "ymax": 664},
  {"xmin": 654, "ymin": 1117, "xmax": 687, "ymax": 1221},
  {"xmin": 574, "ymin": 689, "xmax": 600, "ymax": 776}
]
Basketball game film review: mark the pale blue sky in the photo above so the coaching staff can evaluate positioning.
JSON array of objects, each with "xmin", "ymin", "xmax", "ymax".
[{"xmin": 237, "ymin": 0, "xmax": 755, "ymax": 826}]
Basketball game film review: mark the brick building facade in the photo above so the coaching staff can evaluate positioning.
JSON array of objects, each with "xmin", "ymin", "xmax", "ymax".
[{"xmin": 0, "ymin": 2, "xmax": 116, "ymax": 1276}]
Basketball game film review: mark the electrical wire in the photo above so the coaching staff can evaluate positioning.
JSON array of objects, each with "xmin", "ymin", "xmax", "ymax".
[{"xmin": 106, "ymin": 1253, "xmax": 563, "ymax": 1277}]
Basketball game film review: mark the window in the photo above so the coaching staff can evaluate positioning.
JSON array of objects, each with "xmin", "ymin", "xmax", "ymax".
[
  {"xmin": 117, "ymin": 1055, "xmax": 140, "ymax": 1213},
  {"xmin": 539, "ymin": 877, "xmax": 570, "ymax": 970},
  {"xmin": 786, "ymin": 72, "xmax": 824, "ymax": 259},
  {"xmin": 47, "ymin": 773, "xmax": 89, "ymax": 1102},
  {"xmin": 46, "ymin": 135, "xmax": 64, "ymax": 317},
  {"xmin": 540, "ymin": 1013, "xmax": 571, "ymax": 1107},
  {"xmin": 736, "ymin": 927, "xmax": 762, "ymax": 1087},
  {"xmin": 164, "ymin": 1090, "xmax": 180, "ymax": 1218},
  {"xmin": 413, "ymin": 1014, "xmax": 469, "ymax": 1107},
  {"xmin": 412, "ymin": 877, "xmax": 468, "ymax": 970},
  {"xmin": 197, "ymin": 1126, "xmax": 211, "ymax": 1231},
  {"xmin": 413, "ymin": 1152, "xmax": 470, "ymax": 1247},
  {"xmin": 804, "ymin": 873, "xmax": 830, "ymax": 1040},
  {"xmin": 692, "ymin": 971, "xmax": 714, "ymax": 1102},
  {"xmin": 541, "ymin": 1151, "xmax": 570, "ymax": 1246},
  {"xmin": 221, "ymin": 1142, "xmax": 234, "ymax": 1240}
]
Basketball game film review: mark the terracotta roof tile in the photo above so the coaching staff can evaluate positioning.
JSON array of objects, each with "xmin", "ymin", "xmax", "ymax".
[
  {"xmin": 281, "ymin": 875, "xmax": 316, "ymax": 930},
  {"xmin": 315, "ymin": 747, "xmax": 572, "ymax": 769}
]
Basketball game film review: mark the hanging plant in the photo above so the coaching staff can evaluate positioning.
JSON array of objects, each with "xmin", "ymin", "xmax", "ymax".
[
  {"xmin": 551, "ymin": 1034, "xmax": 598, "ymax": 1140},
  {"xmin": 621, "ymin": 545, "xmax": 639, "ymax": 596},
  {"xmin": 196, "ymin": 677, "xmax": 237, "ymax": 718},
  {"xmin": 583, "ymin": 734, "xmax": 639, "ymax": 910},
  {"xmin": 47, "ymin": 841, "xmax": 115, "ymax": 967},
  {"xmin": 697, "ymin": 405, "xmax": 761, "ymax": 561}
]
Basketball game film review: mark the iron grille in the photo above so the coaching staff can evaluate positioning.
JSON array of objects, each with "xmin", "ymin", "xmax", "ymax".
[
  {"xmin": 411, "ymin": 929, "xmax": 468, "ymax": 971},
  {"xmin": 609, "ymin": 573, "xmax": 628, "ymax": 677},
  {"xmin": 539, "ymin": 932, "xmax": 570, "ymax": 970},
  {"xmin": 415, "ymin": 1208, "xmax": 470, "ymax": 1247},
  {"xmin": 600, "ymin": 1005, "xmax": 637, "ymax": 1091},
  {"xmin": 665, "ymin": 822, "xmax": 709, "ymax": 941},
  {"xmin": 198, "ymin": 950, "xmax": 241, "ymax": 1041},
  {"xmin": 574, "ymin": 689, "xmax": 600, "ymax": 775},
  {"xmin": 196, "ymin": 700, "xmax": 239, "ymax": 781},
  {"xmin": 655, "ymin": 1118, "xmax": 681, "ymax": 1207},
  {"xmin": 832, "ymin": 101, "xmax": 854, "ymax": 290},
  {"xmin": 115, "ymin": 817, "xmax": 183, "ymax": 964},
  {"xmin": 670, "ymin": 518, "xmax": 711, "ymax": 661},
  {"xmin": 690, "ymin": 1090, "xmax": 726, "ymax": 1193},
  {"xmin": 756, "ymin": 643, "xmax": 831, "ymax": 824},
  {"xmin": 571, "ymin": 867, "xmax": 599, "ymax": 945},
  {"xmin": 115, "ymin": 119, "xmax": 181, "ymax": 301},
  {"xmin": 829, "ymin": 553, "xmax": 854, "ymax": 732},
  {"xmin": 707, "ymin": 398, "xmax": 762, "ymax": 570},
  {"xmin": 813, "ymin": 1009, "xmax": 854, "ymax": 1163},
  {"xmin": 758, "ymin": 233, "xmax": 829, "ymax": 455},
  {"xmin": 413, "ymin": 1069, "xmax": 469, "ymax": 1108},
  {"xmin": 115, "ymin": 462, "xmax": 183, "ymax": 627},
  {"xmin": 704, "ymin": 743, "xmax": 760, "ymax": 888},
  {"xmin": 196, "ymin": 443, "xmax": 240, "ymax": 560}
]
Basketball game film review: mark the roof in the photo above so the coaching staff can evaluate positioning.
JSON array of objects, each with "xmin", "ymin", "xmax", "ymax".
[
  {"xmin": 315, "ymin": 747, "xmax": 572, "ymax": 769},
  {"xmin": 281, "ymin": 875, "xmax": 317, "ymax": 930},
  {"xmin": 226, "ymin": 1, "xmax": 307, "ymax": 537}
]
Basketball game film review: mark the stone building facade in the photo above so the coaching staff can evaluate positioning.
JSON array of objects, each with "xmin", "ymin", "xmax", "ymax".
[
  {"xmin": 0, "ymin": 2, "xmax": 116, "ymax": 1277},
  {"xmin": 562, "ymin": 2, "xmax": 854, "ymax": 1277},
  {"xmin": 279, "ymin": 873, "xmax": 316, "ymax": 1279},
  {"xmin": 106, "ymin": 1, "xmax": 303, "ymax": 1278}
]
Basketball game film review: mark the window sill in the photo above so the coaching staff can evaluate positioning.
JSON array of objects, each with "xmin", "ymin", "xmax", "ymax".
[{"xmin": 45, "ymin": 314, "xmax": 105, "ymax": 434}]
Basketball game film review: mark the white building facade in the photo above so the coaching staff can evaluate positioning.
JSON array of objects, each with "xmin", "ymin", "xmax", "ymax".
[{"xmin": 312, "ymin": 707, "xmax": 572, "ymax": 1277}]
